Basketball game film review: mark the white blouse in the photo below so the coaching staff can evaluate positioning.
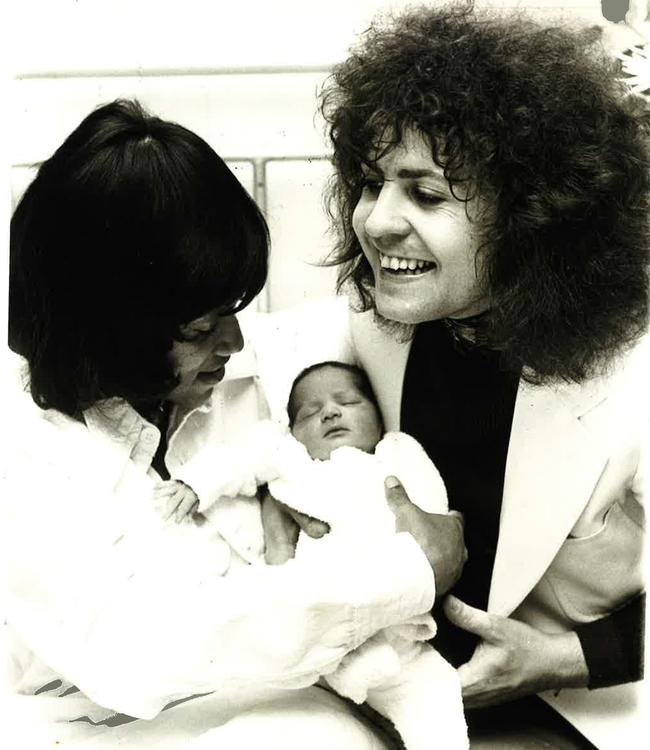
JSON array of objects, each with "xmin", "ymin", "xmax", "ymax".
[{"xmin": 1, "ymin": 354, "xmax": 435, "ymax": 728}]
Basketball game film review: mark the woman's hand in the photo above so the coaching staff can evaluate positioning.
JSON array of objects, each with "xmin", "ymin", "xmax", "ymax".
[
  {"xmin": 153, "ymin": 480, "xmax": 199, "ymax": 523},
  {"xmin": 260, "ymin": 489, "xmax": 330, "ymax": 565},
  {"xmin": 384, "ymin": 476, "xmax": 466, "ymax": 595},
  {"xmin": 444, "ymin": 595, "xmax": 590, "ymax": 708}
]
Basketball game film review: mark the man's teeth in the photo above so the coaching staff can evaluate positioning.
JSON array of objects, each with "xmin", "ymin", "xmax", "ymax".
[{"xmin": 379, "ymin": 253, "xmax": 434, "ymax": 273}]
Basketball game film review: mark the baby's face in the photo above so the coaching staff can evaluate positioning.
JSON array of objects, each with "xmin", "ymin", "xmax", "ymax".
[{"xmin": 290, "ymin": 366, "xmax": 383, "ymax": 460}]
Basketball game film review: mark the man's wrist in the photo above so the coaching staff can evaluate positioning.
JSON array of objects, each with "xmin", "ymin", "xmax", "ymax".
[{"xmin": 548, "ymin": 631, "xmax": 590, "ymax": 689}]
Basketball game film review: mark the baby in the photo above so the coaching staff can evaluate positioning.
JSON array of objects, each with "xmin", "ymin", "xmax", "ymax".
[{"xmin": 154, "ymin": 362, "xmax": 468, "ymax": 750}]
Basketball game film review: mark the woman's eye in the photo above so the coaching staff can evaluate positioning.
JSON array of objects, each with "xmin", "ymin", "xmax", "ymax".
[{"xmin": 179, "ymin": 327, "xmax": 214, "ymax": 343}]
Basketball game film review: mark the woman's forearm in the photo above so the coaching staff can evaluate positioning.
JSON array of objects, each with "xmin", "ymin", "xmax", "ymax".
[{"xmin": 4, "ymin": 452, "xmax": 435, "ymax": 719}]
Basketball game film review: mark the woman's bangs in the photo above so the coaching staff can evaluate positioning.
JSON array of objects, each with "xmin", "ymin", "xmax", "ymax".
[{"xmin": 172, "ymin": 211, "xmax": 268, "ymax": 325}]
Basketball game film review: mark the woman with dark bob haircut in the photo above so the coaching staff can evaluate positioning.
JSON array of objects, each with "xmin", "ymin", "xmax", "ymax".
[
  {"xmin": 4, "ymin": 100, "xmax": 448, "ymax": 748},
  {"xmin": 10, "ymin": 99, "xmax": 267, "ymax": 416},
  {"xmin": 277, "ymin": 3, "xmax": 647, "ymax": 747}
]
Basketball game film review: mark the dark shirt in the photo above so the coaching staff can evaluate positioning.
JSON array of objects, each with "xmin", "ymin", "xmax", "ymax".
[
  {"xmin": 400, "ymin": 319, "xmax": 644, "ymax": 686},
  {"xmin": 401, "ymin": 320, "xmax": 519, "ymax": 666}
]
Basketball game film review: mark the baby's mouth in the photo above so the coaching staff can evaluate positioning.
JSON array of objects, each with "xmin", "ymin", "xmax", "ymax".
[
  {"xmin": 379, "ymin": 252, "xmax": 436, "ymax": 275},
  {"xmin": 324, "ymin": 426, "xmax": 349, "ymax": 438}
]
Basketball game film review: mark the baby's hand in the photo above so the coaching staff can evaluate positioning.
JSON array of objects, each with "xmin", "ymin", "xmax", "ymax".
[{"xmin": 153, "ymin": 480, "xmax": 199, "ymax": 523}]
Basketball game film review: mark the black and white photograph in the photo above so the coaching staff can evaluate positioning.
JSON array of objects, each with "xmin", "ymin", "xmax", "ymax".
[{"xmin": 3, "ymin": 1, "xmax": 649, "ymax": 748}]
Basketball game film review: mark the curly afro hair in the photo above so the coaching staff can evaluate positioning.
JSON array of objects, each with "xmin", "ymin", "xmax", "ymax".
[{"xmin": 321, "ymin": 3, "xmax": 650, "ymax": 383}]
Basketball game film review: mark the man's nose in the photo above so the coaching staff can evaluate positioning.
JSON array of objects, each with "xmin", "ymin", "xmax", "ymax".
[
  {"xmin": 363, "ymin": 184, "xmax": 410, "ymax": 243},
  {"xmin": 213, "ymin": 315, "xmax": 244, "ymax": 356}
]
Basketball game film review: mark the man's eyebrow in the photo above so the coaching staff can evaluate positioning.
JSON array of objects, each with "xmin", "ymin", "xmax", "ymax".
[{"xmin": 396, "ymin": 168, "xmax": 447, "ymax": 183}]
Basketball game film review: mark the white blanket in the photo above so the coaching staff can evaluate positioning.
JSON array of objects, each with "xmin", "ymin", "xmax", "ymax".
[{"xmin": 182, "ymin": 423, "xmax": 469, "ymax": 750}]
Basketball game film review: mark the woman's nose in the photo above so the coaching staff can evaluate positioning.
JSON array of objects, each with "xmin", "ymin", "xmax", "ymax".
[
  {"xmin": 213, "ymin": 315, "xmax": 244, "ymax": 356},
  {"xmin": 363, "ymin": 184, "xmax": 410, "ymax": 242}
]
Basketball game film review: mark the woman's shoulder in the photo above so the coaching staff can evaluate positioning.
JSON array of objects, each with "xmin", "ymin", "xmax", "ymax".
[{"xmin": 3, "ymin": 351, "xmax": 91, "ymax": 463}]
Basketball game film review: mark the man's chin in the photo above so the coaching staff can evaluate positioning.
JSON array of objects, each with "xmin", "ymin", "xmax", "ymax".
[{"xmin": 372, "ymin": 309, "xmax": 416, "ymax": 342}]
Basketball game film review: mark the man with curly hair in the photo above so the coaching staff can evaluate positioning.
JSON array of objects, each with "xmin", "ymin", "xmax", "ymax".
[{"xmin": 283, "ymin": 3, "xmax": 648, "ymax": 747}]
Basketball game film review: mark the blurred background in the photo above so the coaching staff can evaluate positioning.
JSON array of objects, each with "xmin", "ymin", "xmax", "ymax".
[{"xmin": 8, "ymin": 0, "xmax": 647, "ymax": 315}]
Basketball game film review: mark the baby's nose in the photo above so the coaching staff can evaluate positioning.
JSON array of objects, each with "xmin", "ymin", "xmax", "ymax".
[{"xmin": 321, "ymin": 404, "xmax": 341, "ymax": 421}]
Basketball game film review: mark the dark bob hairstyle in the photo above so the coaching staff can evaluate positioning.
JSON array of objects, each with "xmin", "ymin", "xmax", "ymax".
[
  {"xmin": 10, "ymin": 99, "xmax": 268, "ymax": 416},
  {"xmin": 286, "ymin": 360, "xmax": 381, "ymax": 428},
  {"xmin": 321, "ymin": 4, "xmax": 650, "ymax": 383}
]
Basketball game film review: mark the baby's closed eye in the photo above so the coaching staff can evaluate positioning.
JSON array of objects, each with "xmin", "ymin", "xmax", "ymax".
[{"xmin": 295, "ymin": 406, "xmax": 320, "ymax": 422}]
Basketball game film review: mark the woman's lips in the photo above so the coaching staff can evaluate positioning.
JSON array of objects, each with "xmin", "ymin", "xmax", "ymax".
[{"xmin": 196, "ymin": 365, "xmax": 226, "ymax": 384}]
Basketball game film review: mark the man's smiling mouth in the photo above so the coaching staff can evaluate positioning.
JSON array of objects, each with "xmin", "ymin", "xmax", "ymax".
[{"xmin": 379, "ymin": 252, "xmax": 436, "ymax": 275}]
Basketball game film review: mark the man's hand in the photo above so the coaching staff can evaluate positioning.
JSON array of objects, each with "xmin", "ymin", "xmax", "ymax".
[
  {"xmin": 444, "ymin": 595, "xmax": 590, "ymax": 708},
  {"xmin": 384, "ymin": 476, "xmax": 466, "ymax": 596},
  {"xmin": 260, "ymin": 489, "xmax": 329, "ymax": 565}
]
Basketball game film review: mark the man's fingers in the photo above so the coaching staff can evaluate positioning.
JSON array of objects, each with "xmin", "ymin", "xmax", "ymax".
[
  {"xmin": 456, "ymin": 652, "xmax": 488, "ymax": 694},
  {"xmin": 456, "ymin": 663, "xmax": 479, "ymax": 695},
  {"xmin": 446, "ymin": 512, "xmax": 468, "ymax": 564},
  {"xmin": 261, "ymin": 495, "xmax": 300, "ymax": 544},
  {"xmin": 384, "ymin": 475, "xmax": 411, "ymax": 525},
  {"xmin": 443, "ymin": 595, "xmax": 496, "ymax": 640},
  {"xmin": 261, "ymin": 494, "xmax": 300, "ymax": 565},
  {"xmin": 448, "ymin": 509, "xmax": 465, "ymax": 525},
  {"xmin": 265, "ymin": 542, "xmax": 297, "ymax": 566},
  {"xmin": 284, "ymin": 506, "xmax": 329, "ymax": 539}
]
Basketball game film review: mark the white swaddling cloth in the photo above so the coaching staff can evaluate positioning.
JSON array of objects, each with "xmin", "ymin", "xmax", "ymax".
[{"xmin": 180, "ymin": 422, "xmax": 469, "ymax": 750}]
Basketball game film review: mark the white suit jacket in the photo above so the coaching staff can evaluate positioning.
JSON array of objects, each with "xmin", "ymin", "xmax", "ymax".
[
  {"xmin": 348, "ymin": 309, "xmax": 648, "ymax": 749},
  {"xmin": 246, "ymin": 296, "xmax": 647, "ymax": 748}
]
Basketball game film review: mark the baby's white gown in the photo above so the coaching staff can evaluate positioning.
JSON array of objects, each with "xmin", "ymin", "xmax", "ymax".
[{"xmin": 181, "ymin": 424, "xmax": 469, "ymax": 750}]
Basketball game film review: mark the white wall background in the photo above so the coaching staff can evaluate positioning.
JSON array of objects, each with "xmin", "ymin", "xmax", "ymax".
[{"xmin": 7, "ymin": 0, "xmax": 607, "ymax": 314}]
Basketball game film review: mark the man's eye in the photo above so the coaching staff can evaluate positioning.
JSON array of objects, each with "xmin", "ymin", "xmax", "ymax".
[
  {"xmin": 411, "ymin": 187, "xmax": 444, "ymax": 206},
  {"xmin": 361, "ymin": 177, "xmax": 383, "ymax": 196},
  {"xmin": 412, "ymin": 187, "xmax": 444, "ymax": 205}
]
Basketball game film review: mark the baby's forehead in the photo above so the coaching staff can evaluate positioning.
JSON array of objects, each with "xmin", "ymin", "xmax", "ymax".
[{"xmin": 294, "ymin": 366, "xmax": 361, "ymax": 403}]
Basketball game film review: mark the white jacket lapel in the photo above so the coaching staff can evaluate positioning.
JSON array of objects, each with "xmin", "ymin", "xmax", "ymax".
[
  {"xmin": 488, "ymin": 379, "xmax": 609, "ymax": 615},
  {"xmin": 350, "ymin": 311, "xmax": 412, "ymax": 432},
  {"xmin": 352, "ymin": 311, "xmax": 613, "ymax": 617}
]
